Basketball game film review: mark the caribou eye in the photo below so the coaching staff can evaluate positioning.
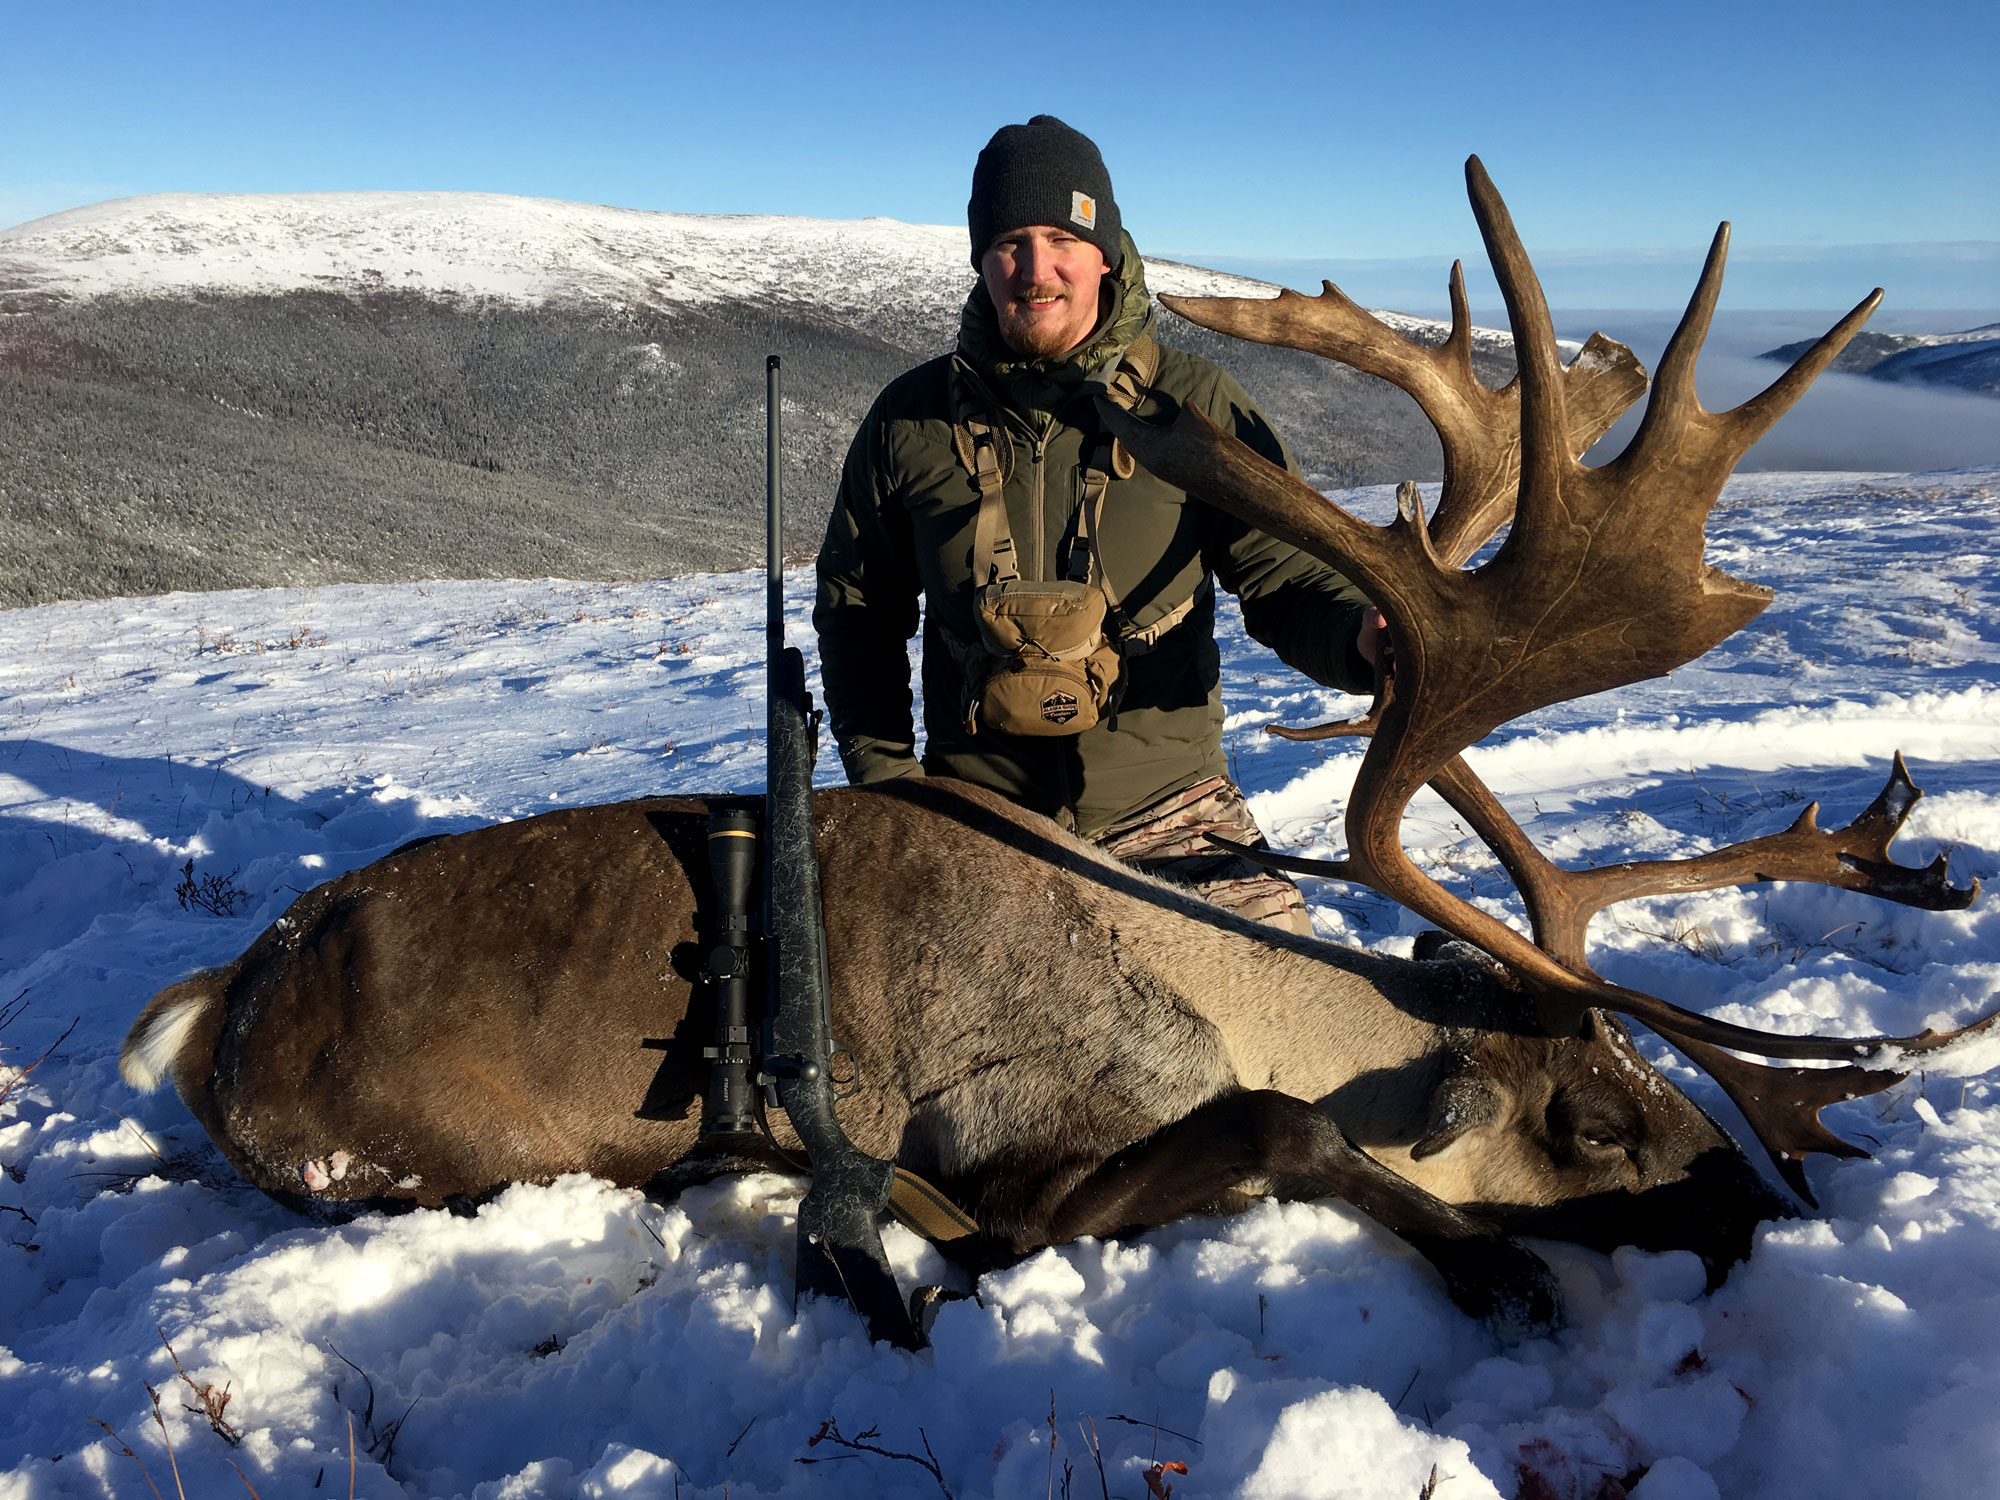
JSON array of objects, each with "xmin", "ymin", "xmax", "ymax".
[{"xmin": 1547, "ymin": 1090, "xmax": 1641, "ymax": 1163}]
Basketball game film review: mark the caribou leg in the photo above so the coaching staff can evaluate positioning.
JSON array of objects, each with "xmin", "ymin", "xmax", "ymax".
[{"xmin": 1039, "ymin": 1090, "xmax": 1563, "ymax": 1337}]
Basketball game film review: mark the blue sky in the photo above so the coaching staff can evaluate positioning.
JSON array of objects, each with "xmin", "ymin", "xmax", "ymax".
[{"xmin": 4, "ymin": 0, "xmax": 1995, "ymax": 308}]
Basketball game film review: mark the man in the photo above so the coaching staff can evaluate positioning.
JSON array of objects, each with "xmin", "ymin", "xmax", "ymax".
[{"xmin": 813, "ymin": 115, "xmax": 1377, "ymax": 935}]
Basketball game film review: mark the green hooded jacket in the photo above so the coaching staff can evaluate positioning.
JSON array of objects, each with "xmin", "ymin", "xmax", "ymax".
[{"xmin": 812, "ymin": 237, "xmax": 1371, "ymax": 838}]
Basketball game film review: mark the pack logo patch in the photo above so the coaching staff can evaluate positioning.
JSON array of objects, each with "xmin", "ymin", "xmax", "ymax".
[
  {"xmin": 1040, "ymin": 690, "xmax": 1080, "ymax": 725},
  {"xmin": 1070, "ymin": 192, "xmax": 1096, "ymax": 231}
]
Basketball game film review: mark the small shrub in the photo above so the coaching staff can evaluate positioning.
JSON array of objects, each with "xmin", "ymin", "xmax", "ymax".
[{"xmin": 175, "ymin": 860, "xmax": 252, "ymax": 917}]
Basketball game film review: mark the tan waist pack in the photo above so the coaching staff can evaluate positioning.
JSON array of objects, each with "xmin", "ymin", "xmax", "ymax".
[{"xmin": 965, "ymin": 579, "xmax": 1122, "ymax": 736}]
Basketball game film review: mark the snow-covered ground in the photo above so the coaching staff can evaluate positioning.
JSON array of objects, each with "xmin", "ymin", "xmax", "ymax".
[{"xmin": 3, "ymin": 467, "xmax": 1999, "ymax": 1499}]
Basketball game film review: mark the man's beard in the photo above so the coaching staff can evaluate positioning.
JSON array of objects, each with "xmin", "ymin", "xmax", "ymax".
[{"xmin": 995, "ymin": 284, "xmax": 1100, "ymax": 359}]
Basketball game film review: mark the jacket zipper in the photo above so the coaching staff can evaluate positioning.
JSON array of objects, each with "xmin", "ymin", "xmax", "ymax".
[{"xmin": 1028, "ymin": 430, "xmax": 1048, "ymax": 582}]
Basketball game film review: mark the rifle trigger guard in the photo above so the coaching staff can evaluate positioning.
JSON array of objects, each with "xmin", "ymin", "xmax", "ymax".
[{"xmin": 829, "ymin": 1045, "xmax": 861, "ymax": 1100}]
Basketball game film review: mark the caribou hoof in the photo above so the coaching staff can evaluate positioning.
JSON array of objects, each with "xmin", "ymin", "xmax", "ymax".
[{"xmin": 1424, "ymin": 1234, "xmax": 1564, "ymax": 1341}]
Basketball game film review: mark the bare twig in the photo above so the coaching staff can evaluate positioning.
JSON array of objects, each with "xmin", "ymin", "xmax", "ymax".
[
  {"xmin": 227, "ymin": 1457, "xmax": 265, "ymax": 1499},
  {"xmin": 800, "ymin": 1418, "xmax": 954, "ymax": 1500},
  {"xmin": 174, "ymin": 859, "xmax": 253, "ymax": 917},
  {"xmin": 89, "ymin": 1416, "xmax": 166, "ymax": 1500},
  {"xmin": 160, "ymin": 1327, "xmax": 242, "ymax": 1445},
  {"xmin": 324, "ymin": 1339, "xmax": 375, "ymax": 1428},
  {"xmin": 1104, "ymin": 1413, "xmax": 1203, "ymax": 1449},
  {"xmin": 348, "ymin": 1411, "xmax": 357, "ymax": 1500},
  {"xmin": 1394, "ymin": 1368, "xmax": 1422, "ymax": 1412},
  {"xmin": 1419, "ymin": 1462, "xmax": 1441, "ymax": 1499},
  {"xmin": 372, "ymin": 1396, "xmax": 419, "ymax": 1470},
  {"xmin": 639, "ymin": 1211, "xmax": 670, "ymax": 1250}
]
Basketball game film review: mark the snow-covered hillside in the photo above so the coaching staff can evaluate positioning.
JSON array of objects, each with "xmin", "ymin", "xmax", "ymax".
[
  {"xmin": 0, "ymin": 190, "xmax": 1500, "ymax": 355},
  {"xmin": 1, "ymin": 191, "xmax": 1548, "ymax": 609},
  {"xmin": 2, "ymin": 468, "xmax": 1999, "ymax": 1499},
  {"xmin": 1760, "ymin": 322, "xmax": 2000, "ymax": 399}
]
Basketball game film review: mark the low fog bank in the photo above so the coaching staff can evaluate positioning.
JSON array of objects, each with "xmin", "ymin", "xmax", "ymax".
[
  {"xmin": 1188, "ymin": 247, "xmax": 2000, "ymax": 316},
  {"xmin": 1548, "ymin": 309, "xmax": 2000, "ymax": 472}
]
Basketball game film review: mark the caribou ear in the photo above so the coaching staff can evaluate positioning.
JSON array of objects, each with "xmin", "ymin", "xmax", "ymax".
[{"xmin": 1410, "ymin": 1073, "xmax": 1508, "ymax": 1161}]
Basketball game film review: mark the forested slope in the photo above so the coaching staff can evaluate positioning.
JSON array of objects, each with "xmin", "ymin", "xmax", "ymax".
[{"xmin": 0, "ymin": 195, "xmax": 1521, "ymax": 606}]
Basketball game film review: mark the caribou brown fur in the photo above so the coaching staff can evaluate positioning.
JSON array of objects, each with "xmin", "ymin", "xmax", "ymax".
[{"xmin": 125, "ymin": 778, "xmax": 1787, "ymax": 1332}]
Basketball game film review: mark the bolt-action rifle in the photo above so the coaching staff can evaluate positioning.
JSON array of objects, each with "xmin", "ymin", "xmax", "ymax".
[{"xmin": 750, "ymin": 354, "xmax": 915, "ymax": 1348}]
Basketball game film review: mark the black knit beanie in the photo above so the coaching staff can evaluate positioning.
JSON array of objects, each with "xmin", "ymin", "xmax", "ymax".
[{"xmin": 968, "ymin": 115, "xmax": 1123, "ymax": 272}]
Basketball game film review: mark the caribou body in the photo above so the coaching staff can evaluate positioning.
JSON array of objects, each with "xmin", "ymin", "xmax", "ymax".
[{"xmin": 123, "ymin": 778, "xmax": 1785, "ymax": 1332}]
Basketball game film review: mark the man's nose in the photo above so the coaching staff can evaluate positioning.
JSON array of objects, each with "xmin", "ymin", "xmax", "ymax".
[{"xmin": 1017, "ymin": 240, "xmax": 1056, "ymax": 285}]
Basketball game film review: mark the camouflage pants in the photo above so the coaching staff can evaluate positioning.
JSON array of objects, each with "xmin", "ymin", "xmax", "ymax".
[{"xmin": 1092, "ymin": 775, "xmax": 1314, "ymax": 936}]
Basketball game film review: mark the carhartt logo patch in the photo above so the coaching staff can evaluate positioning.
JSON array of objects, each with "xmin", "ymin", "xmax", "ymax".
[
  {"xmin": 1040, "ymin": 689, "xmax": 1079, "ymax": 725},
  {"xmin": 1070, "ymin": 192, "xmax": 1096, "ymax": 230}
]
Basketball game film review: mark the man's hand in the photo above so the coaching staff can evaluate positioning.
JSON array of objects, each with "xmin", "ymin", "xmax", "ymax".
[{"xmin": 1357, "ymin": 607, "xmax": 1392, "ymax": 669}]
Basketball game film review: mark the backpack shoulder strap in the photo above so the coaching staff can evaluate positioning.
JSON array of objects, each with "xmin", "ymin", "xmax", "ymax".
[
  {"xmin": 948, "ymin": 361, "xmax": 1019, "ymax": 587},
  {"xmin": 1076, "ymin": 334, "xmax": 1162, "ymax": 603}
]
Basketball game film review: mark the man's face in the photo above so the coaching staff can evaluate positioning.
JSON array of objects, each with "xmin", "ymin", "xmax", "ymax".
[{"xmin": 980, "ymin": 225, "xmax": 1110, "ymax": 359}]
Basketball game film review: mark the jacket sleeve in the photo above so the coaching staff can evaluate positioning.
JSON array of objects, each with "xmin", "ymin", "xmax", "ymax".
[
  {"xmin": 1194, "ymin": 369, "xmax": 1374, "ymax": 693},
  {"xmin": 812, "ymin": 394, "xmax": 927, "ymax": 784}
]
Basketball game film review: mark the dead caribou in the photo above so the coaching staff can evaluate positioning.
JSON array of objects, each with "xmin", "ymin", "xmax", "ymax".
[{"xmin": 123, "ymin": 160, "xmax": 1991, "ymax": 1340}]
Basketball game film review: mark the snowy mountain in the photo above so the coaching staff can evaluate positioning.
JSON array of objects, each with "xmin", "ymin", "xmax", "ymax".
[
  {"xmin": 0, "ymin": 192, "xmax": 1538, "ymax": 610},
  {"xmin": 1759, "ymin": 322, "xmax": 2000, "ymax": 397},
  {"xmin": 0, "ymin": 190, "xmax": 1501, "ymax": 356},
  {"xmin": 2, "ymin": 469, "xmax": 1999, "ymax": 1498}
]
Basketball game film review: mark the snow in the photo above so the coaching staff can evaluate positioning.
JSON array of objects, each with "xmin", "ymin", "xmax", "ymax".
[
  {"xmin": 0, "ymin": 191, "xmax": 1529, "ymax": 356},
  {"xmin": 3, "ymin": 465, "xmax": 1999, "ymax": 1497}
]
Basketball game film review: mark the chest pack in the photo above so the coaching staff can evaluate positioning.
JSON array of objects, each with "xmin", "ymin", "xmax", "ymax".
[{"xmin": 945, "ymin": 336, "xmax": 1207, "ymax": 737}]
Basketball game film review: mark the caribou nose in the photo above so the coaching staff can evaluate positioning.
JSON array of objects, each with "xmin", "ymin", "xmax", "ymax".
[{"xmin": 1684, "ymin": 1145, "xmax": 1793, "ymax": 1288}]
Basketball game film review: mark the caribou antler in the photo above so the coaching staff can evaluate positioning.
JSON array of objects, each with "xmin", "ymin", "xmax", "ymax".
[{"xmin": 1104, "ymin": 155, "xmax": 1993, "ymax": 1194}]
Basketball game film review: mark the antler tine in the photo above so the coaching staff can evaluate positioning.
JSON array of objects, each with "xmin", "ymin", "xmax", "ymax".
[
  {"xmin": 1443, "ymin": 259, "xmax": 1474, "ymax": 374},
  {"xmin": 1620, "ymin": 228, "xmax": 1880, "ymax": 479},
  {"xmin": 1720, "ymin": 286, "xmax": 1884, "ymax": 454},
  {"xmin": 1143, "ymin": 278, "xmax": 1645, "ymax": 578},
  {"xmin": 1645, "ymin": 222, "xmax": 1733, "ymax": 432},
  {"xmin": 1462, "ymin": 156, "xmax": 1570, "ymax": 508},
  {"xmin": 1664, "ymin": 1034, "xmax": 1885, "ymax": 1206}
]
